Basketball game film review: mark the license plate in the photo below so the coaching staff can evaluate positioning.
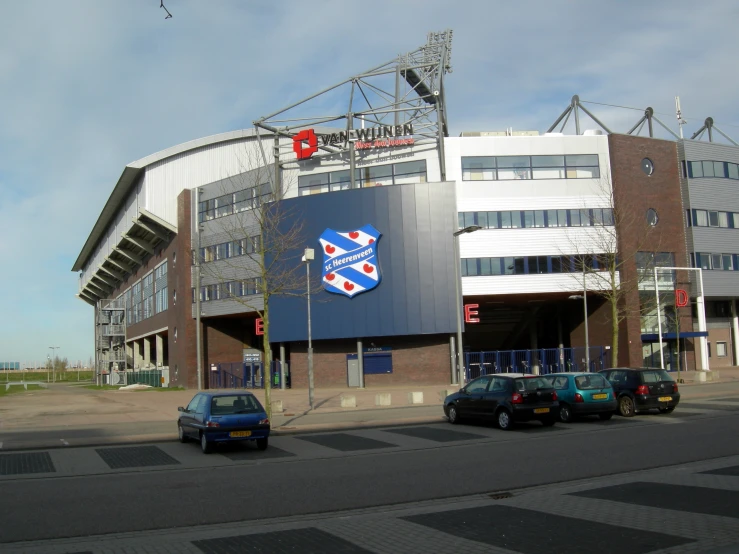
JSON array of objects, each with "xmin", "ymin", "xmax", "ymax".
[
  {"xmin": 658, "ymin": 396, "xmax": 672, "ymax": 402},
  {"xmin": 533, "ymin": 408, "xmax": 550, "ymax": 414},
  {"xmin": 592, "ymin": 394, "xmax": 608, "ymax": 400},
  {"xmin": 229, "ymin": 431, "xmax": 251, "ymax": 438}
]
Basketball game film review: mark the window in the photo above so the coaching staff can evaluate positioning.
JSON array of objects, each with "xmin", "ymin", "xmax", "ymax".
[
  {"xmin": 716, "ymin": 342, "xmax": 728, "ymax": 357},
  {"xmin": 393, "ymin": 160, "xmax": 427, "ymax": 185},
  {"xmin": 711, "ymin": 254, "xmax": 723, "ymax": 270},
  {"xmin": 703, "ymin": 161, "xmax": 715, "ymax": 178},
  {"xmin": 575, "ymin": 374, "xmax": 609, "ymax": 390},
  {"xmin": 729, "ymin": 163, "xmax": 739, "ymax": 180},
  {"xmin": 465, "ymin": 376, "xmax": 492, "ymax": 393},
  {"xmin": 497, "ymin": 156, "xmax": 531, "ymax": 180},
  {"xmin": 641, "ymin": 158, "xmax": 654, "ymax": 176},
  {"xmin": 523, "ymin": 210, "xmax": 545, "ymax": 228},
  {"xmin": 154, "ymin": 262, "xmax": 168, "ymax": 314},
  {"xmin": 569, "ymin": 209, "xmax": 581, "ymax": 227},
  {"xmin": 722, "ymin": 254, "xmax": 734, "ymax": 271},
  {"xmin": 500, "ymin": 211, "xmax": 520, "ymax": 228},
  {"xmin": 708, "ymin": 211, "xmax": 720, "ymax": 227},
  {"xmin": 646, "ymin": 208, "xmax": 659, "ymax": 227},
  {"xmin": 462, "ymin": 155, "xmax": 600, "ymax": 181},
  {"xmin": 532, "ymin": 155, "xmax": 566, "ymax": 179},
  {"xmin": 719, "ymin": 212, "xmax": 730, "ymax": 228},
  {"xmin": 462, "ymin": 157, "xmax": 496, "ymax": 181},
  {"xmin": 565, "ymin": 154, "xmax": 600, "ymax": 178},
  {"xmin": 694, "ymin": 210, "xmax": 708, "ymax": 226}
]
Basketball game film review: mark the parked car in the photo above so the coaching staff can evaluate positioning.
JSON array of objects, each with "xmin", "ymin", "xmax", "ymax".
[
  {"xmin": 177, "ymin": 391, "xmax": 270, "ymax": 453},
  {"xmin": 543, "ymin": 372, "xmax": 617, "ymax": 422},
  {"xmin": 444, "ymin": 373, "xmax": 560, "ymax": 430},
  {"xmin": 598, "ymin": 368, "xmax": 680, "ymax": 417}
]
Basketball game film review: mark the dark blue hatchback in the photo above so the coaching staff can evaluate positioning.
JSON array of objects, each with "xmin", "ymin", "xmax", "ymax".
[{"xmin": 177, "ymin": 392, "xmax": 270, "ymax": 453}]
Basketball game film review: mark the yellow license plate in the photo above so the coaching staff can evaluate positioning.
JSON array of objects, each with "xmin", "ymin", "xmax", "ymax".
[
  {"xmin": 592, "ymin": 394, "xmax": 608, "ymax": 400},
  {"xmin": 229, "ymin": 431, "xmax": 251, "ymax": 438},
  {"xmin": 658, "ymin": 396, "xmax": 672, "ymax": 402},
  {"xmin": 534, "ymin": 408, "xmax": 550, "ymax": 414}
]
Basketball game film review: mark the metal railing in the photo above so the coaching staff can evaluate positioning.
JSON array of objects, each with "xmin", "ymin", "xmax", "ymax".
[
  {"xmin": 465, "ymin": 347, "xmax": 611, "ymax": 380},
  {"xmin": 209, "ymin": 361, "xmax": 289, "ymax": 389}
]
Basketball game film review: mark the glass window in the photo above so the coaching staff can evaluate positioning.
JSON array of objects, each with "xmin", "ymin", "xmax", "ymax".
[
  {"xmin": 497, "ymin": 156, "xmax": 531, "ymax": 180},
  {"xmin": 463, "ymin": 212, "xmax": 475, "ymax": 228},
  {"xmin": 532, "ymin": 155, "xmax": 565, "ymax": 167},
  {"xmin": 569, "ymin": 209, "xmax": 581, "ymax": 227},
  {"xmin": 697, "ymin": 253, "xmax": 710, "ymax": 270},
  {"xmin": 729, "ymin": 163, "xmax": 739, "ymax": 180},
  {"xmin": 461, "ymin": 157, "xmax": 496, "ymax": 181},
  {"xmin": 719, "ymin": 212, "xmax": 729, "ymax": 228},
  {"xmin": 708, "ymin": 211, "xmax": 720, "ymax": 227},
  {"xmin": 722, "ymin": 254, "xmax": 733, "ymax": 271},
  {"xmin": 462, "ymin": 259, "xmax": 478, "ymax": 276},
  {"xmin": 734, "ymin": 213, "xmax": 739, "ymax": 228},
  {"xmin": 532, "ymin": 167, "xmax": 566, "ymax": 179},
  {"xmin": 575, "ymin": 374, "xmax": 609, "ymax": 390},
  {"xmin": 566, "ymin": 154, "xmax": 599, "ymax": 167},
  {"xmin": 465, "ymin": 376, "xmax": 492, "ymax": 393},
  {"xmin": 689, "ymin": 161, "xmax": 703, "ymax": 178},
  {"xmin": 500, "ymin": 211, "xmax": 515, "ymax": 228},
  {"xmin": 487, "ymin": 212, "xmax": 499, "ymax": 229},
  {"xmin": 551, "ymin": 256, "xmax": 563, "ymax": 273},
  {"xmin": 711, "ymin": 254, "xmax": 722, "ymax": 270},
  {"xmin": 523, "ymin": 211, "xmax": 535, "ymax": 228},
  {"xmin": 477, "ymin": 212, "xmax": 489, "ymax": 229},
  {"xmin": 503, "ymin": 257, "xmax": 515, "ymax": 275},
  {"xmin": 393, "ymin": 160, "xmax": 427, "ymax": 184},
  {"xmin": 695, "ymin": 210, "xmax": 708, "ymax": 226},
  {"xmin": 714, "ymin": 162, "xmax": 725, "ymax": 178},
  {"xmin": 361, "ymin": 164, "xmax": 393, "ymax": 187},
  {"xmin": 565, "ymin": 154, "xmax": 600, "ymax": 178},
  {"xmin": 547, "ymin": 210, "xmax": 560, "ymax": 227},
  {"xmin": 514, "ymin": 257, "xmax": 525, "ymax": 274},
  {"xmin": 602, "ymin": 208, "xmax": 614, "ymax": 226},
  {"xmin": 527, "ymin": 256, "xmax": 539, "ymax": 273},
  {"xmin": 702, "ymin": 161, "xmax": 715, "ymax": 178},
  {"xmin": 717, "ymin": 342, "xmax": 728, "ymax": 357},
  {"xmin": 479, "ymin": 258, "xmax": 493, "ymax": 276},
  {"xmin": 580, "ymin": 209, "xmax": 591, "ymax": 226}
]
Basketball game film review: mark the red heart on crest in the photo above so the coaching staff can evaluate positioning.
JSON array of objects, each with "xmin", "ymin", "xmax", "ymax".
[
  {"xmin": 325, "ymin": 244, "xmax": 335, "ymax": 254},
  {"xmin": 363, "ymin": 264, "xmax": 373, "ymax": 273},
  {"xmin": 368, "ymin": 239, "xmax": 375, "ymax": 244},
  {"xmin": 349, "ymin": 231, "xmax": 359, "ymax": 239},
  {"xmin": 325, "ymin": 273, "xmax": 335, "ymax": 281},
  {"xmin": 344, "ymin": 282, "xmax": 354, "ymax": 291}
]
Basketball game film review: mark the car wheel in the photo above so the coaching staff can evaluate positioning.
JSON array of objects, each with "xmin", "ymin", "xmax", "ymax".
[
  {"xmin": 200, "ymin": 433, "xmax": 212, "ymax": 454},
  {"xmin": 256, "ymin": 437, "xmax": 269, "ymax": 451},
  {"xmin": 599, "ymin": 412, "xmax": 613, "ymax": 421},
  {"xmin": 447, "ymin": 404, "xmax": 462, "ymax": 425},
  {"xmin": 178, "ymin": 423, "xmax": 188, "ymax": 443},
  {"xmin": 541, "ymin": 417, "xmax": 556, "ymax": 427},
  {"xmin": 658, "ymin": 406, "xmax": 675, "ymax": 414},
  {"xmin": 559, "ymin": 403, "xmax": 573, "ymax": 423},
  {"xmin": 497, "ymin": 409, "xmax": 513, "ymax": 431},
  {"xmin": 618, "ymin": 396, "xmax": 635, "ymax": 418}
]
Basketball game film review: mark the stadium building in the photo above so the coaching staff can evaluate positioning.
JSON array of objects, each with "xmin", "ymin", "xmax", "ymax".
[{"xmin": 73, "ymin": 31, "xmax": 738, "ymax": 389}]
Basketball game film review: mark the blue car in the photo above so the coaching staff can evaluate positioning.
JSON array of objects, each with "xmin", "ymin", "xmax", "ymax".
[
  {"xmin": 543, "ymin": 372, "xmax": 617, "ymax": 423},
  {"xmin": 177, "ymin": 391, "xmax": 270, "ymax": 453}
]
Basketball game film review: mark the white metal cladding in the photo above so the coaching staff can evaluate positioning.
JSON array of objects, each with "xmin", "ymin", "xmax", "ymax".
[
  {"xmin": 457, "ymin": 194, "xmax": 611, "ymax": 212},
  {"xmin": 691, "ymin": 228, "xmax": 739, "ymax": 254},
  {"xmin": 683, "ymin": 139, "xmax": 739, "ymax": 165},
  {"xmin": 462, "ymin": 272, "xmax": 619, "ymax": 296},
  {"xmin": 699, "ymin": 271, "xmax": 739, "ymax": 297},
  {"xmin": 458, "ymin": 227, "xmax": 616, "ymax": 258}
]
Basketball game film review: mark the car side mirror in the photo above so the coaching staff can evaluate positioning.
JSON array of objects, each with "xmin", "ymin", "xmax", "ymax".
[{"xmin": 177, "ymin": 406, "xmax": 185, "ymax": 412}]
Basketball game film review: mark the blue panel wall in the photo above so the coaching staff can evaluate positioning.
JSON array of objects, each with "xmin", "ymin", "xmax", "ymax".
[{"xmin": 267, "ymin": 182, "xmax": 459, "ymax": 342}]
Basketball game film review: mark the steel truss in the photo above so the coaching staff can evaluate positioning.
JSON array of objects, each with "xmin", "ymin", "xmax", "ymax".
[
  {"xmin": 547, "ymin": 95, "xmax": 736, "ymax": 145},
  {"xmin": 253, "ymin": 30, "xmax": 454, "ymax": 186}
]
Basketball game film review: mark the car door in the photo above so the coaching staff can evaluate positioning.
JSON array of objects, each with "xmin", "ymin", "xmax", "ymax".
[
  {"xmin": 457, "ymin": 376, "xmax": 492, "ymax": 417},
  {"xmin": 192, "ymin": 394, "xmax": 209, "ymax": 434},
  {"xmin": 480, "ymin": 377, "xmax": 507, "ymax": 417},
  {"xmin": 181, "ymin": 394, "xmax": 201, "ymax": 437},
  {"xmin": 605, "ymin": 370, "xmax": 627, "ymax": 398}
]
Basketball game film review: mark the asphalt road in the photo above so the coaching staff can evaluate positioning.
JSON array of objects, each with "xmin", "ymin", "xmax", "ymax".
[{"xmin": 2, "ymin": 409, "xmax": 739, "ymax": 544}]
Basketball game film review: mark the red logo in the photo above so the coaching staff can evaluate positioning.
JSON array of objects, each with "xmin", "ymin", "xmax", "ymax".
[
  {"xmin": 293, "ymin": 129, "xmax": 318, "ymax": 160},
  {"xmin": 464, "ymin": 304, "xmax": 480, "ymax": 324},
  {"xmin": 255, "ymin": 318, "xmax": 264, "ymax": 336},
  {"xmin": 675, "ymin": 289, "xmax": 689, "ymax": 307}
]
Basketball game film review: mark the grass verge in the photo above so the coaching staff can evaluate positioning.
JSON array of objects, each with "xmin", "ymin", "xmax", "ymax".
[{"xmin": 0, "ymin": 384, "xmax": 46, "ymax": 396}]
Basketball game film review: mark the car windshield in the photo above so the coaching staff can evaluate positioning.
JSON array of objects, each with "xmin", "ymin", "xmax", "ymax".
[
  {"xmin": 574, "ymin": 374, "xmax": 609, "ymax": 390},
  {"xmin": 210, "ymin": 395, "xmax": 263, "ymax": 415},
  {"xmin": 514, "ymin": 377, "xmax": 552, "ymax": 392},
  {"xmin": 642, "ymin": 370, "xmax": 674, "ymax": 384}
]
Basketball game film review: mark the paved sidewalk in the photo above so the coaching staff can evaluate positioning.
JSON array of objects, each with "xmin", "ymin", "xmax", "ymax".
[{"xmin": 1, "ymin": 369, "xmax": 738, "ymax": 451}]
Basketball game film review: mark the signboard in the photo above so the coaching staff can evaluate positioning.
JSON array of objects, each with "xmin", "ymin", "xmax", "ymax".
[
  {"xmin": 293, "ymin": 124, "xmax": 414, "ymax": 160},
  {"xmin": 675, "ymin": 289, "xmax": 689, "ymax": 307},
  {"xmin": 319, "ymin": 224, "xmax": 382, "ymax": 298},
  {"xmin": 464, "ymin": 304, "xmax": 480, "ymax": 323}
]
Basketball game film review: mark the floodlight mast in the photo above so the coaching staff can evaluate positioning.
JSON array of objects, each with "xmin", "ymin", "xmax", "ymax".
[{"xmin": 253, "ymin": 30, "xmax": 454, "ymax": 182}]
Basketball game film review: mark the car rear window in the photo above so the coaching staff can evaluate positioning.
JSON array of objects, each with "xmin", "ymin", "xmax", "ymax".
[
  {"xmin": 515, "ymin": 377, "xmax": 552, "ymax": 392},
  {"xmin": 574, "ymin": 374, "xmax": 609, "ymax": 390},
  {"xmin": 546, "ymin": 376, "xmax": 570, "ymax": 390},
  {"xmin": 210, "ymin": 395, "xmax": 263, "ymax": 415},
  {"xmin": 641, "ymin": 370, "xmax": 674, "ymax": 384}
]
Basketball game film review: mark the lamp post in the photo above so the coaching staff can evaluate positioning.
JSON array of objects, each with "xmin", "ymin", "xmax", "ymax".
[
  {"xmin": 568, "ymin": 266, "xmax": 589, "ymax": 372},
  {"xmin": 302, "ymin": 247, "xmax": 315, "ymax": 410},
  {"xmin": 48, "ymin": 346, "xmax": 59, "ymax": 382},
  {"xmin": 453, "ymin": 225, "xmax": 482, "ymax": 387}
]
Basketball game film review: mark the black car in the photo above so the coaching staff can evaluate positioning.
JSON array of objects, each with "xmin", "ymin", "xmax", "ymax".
[
  {"xmin": 443, "ymin": 373, "xmax": 560, "ymax": 430},
  {"xmin": 599, "ymin": 368, "xmax": 680, "ymax": 417}
]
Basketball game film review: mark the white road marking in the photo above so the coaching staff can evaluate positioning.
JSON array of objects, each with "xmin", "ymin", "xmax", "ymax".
[{"xmin": 60, "ymin": 439, "xmax": 69, "ymax": 446}]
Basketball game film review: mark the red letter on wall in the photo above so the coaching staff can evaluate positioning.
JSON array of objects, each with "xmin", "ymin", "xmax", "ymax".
[
  {"xmin": 464, "ymin": 304, "xmax": 480, "ymax": 323},
  {"xmin": 675, "ymin": 289, "xmax": 689, "ymax": 308},
  {"xmin": 255, "ymin": 318, "xmax": 264, "ymax": 335}
]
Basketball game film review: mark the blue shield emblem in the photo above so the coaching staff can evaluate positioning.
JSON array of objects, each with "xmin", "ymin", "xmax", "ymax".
[{"xmin": 319, "ymin": 225, "xmax": 382, "ymax": 298}]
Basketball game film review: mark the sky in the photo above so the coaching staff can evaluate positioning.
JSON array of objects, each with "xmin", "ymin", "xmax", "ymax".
[{"xmin": 1, "ymin": 0, "xmax": 737, "ymax": 367}]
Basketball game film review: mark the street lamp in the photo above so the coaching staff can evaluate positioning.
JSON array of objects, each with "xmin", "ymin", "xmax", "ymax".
[
  {"xmin": 453, "ymin": 224, "xmax": 482, "ymax": 387},
  {"xmin": 568, "ymin": 265, "xmax": 589, "ymax": 372},
  {"xmin": 48, "ymin": 346, "xmax": 60, "ymax": 382},
  {"xmin": 302, "ymin": 247, "xmax": 315, "ymax": 410}
]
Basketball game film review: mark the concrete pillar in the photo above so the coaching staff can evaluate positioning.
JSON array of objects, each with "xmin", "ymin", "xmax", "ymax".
[
  {"xmin": 530, "ymin": 309, "xmax": 539, "ymax": 374},
  {"xmin": 156, "ymin": 334, "xmax": 164, "ymax": 368},
  {"xmin": 126, "ymin": 342, "xmax": 133, "ymax": 370},
  {"xmin": 357, "ymin": 339, "xmax": 365, "ymax": 388},
  {"xmin": 449, "ymin": 335, "xmax": 458, "ymax": 385},
  {"xmin": 732, "ymin": 300, "xmax": 739, "ymax": 366},
  {"xmin": 143, "ymin": 337, "xmax": 151, "ymax": 368},
  {"xmin": 279, "ymin": 343, "xmax": 286, "ymax": 390},
  {"xmin": 134, "ymin": 340, "xmax": 142, "ymax": 369}
]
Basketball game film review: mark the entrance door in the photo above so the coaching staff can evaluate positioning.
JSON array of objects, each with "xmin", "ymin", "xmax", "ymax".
[{"xmin": 347, "ymin": 358, "xmax": 361, "ymax": 387}]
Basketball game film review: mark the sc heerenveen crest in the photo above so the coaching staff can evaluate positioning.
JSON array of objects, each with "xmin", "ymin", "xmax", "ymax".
[{"xmin": 319, "ymin": 225, "xmax": 381, "ymax": 298}]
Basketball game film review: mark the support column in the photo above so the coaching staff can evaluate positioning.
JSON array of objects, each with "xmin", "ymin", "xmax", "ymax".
[
  {"xmin": 126, "ymin": 342, "xmax": 133, "ymax": 370},
  {"xmin": 143, "ymin": 336, "xmax": 151, "ymax": 368},
  {"xmin": 156, "ymin": 334, "xmax": 164, "ymax": 368},
  {"xmin": 529, "ymin": 311, "xmax": 539, "ymax": 374},
  {"xmin": 449, "ymin": 335, "xmax": 458, "ymax": 385},
  {"xmin": 732, "ymin": 300, "xmax": 739, "ymax": 366},
  {"xmin": 357, "ymin": 339, "xmax": 365, "ymax": 389},
  {"xmin": 279, "ymin": 343, "xmax": 286, "ymax": 390},
  {"xmin": 134, "ymin": 340, "xmax": 142, "ymax": 369}
]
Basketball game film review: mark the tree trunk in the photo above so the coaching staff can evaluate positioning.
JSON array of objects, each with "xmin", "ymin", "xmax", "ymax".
[{"xmin": 262, "ymin": 297, "xmax": 272, "ymax": 419}]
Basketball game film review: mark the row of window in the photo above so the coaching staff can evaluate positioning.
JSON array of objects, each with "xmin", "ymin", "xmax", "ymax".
[
  {"xmin": 195, "ymin": 278, "xmax": 262, "ymax": 302},
  {"xmin": 459, "ymin": 208, "xmax": 614, "ymax": 230},
  {"xmin": 200, "ymin": 236, "xmax": 260, "ymax": 263},
  {"xmin": 123, "ymin": 261, "xmax": 168, "ymax": 326},
  {"xmin": 686, "ymin": 160, "xmax": 739, "ymax": 180},
  {"xmin": 692, "ymin": 252, "xmax": 739, "ymax": 271},
  {"xmin": 298, "ymin": 160, "xmax": 428, "ymax": 196},
  {"xmin": 460, "ymin": 254, "xmax": 611, "ymax": 277},
  {"xmin": 461, "ymin": 155, "xmax": 600, "ymax": 181},
  {"xmin": 687, "ymin": 209, "xmax": 739, "ymax": 229},
  {"xmin": 198, "ymin": 184, "xmax": 272, "ymax": 223}
]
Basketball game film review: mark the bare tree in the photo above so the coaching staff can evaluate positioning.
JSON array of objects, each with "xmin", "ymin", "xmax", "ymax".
[
  {"xmin": 195, "ymin": 144, "xmax": 314, "ymax": 417},
  {"xmin": 563, "ymin": 172, "xmax": 661, "ymax": 365}
]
